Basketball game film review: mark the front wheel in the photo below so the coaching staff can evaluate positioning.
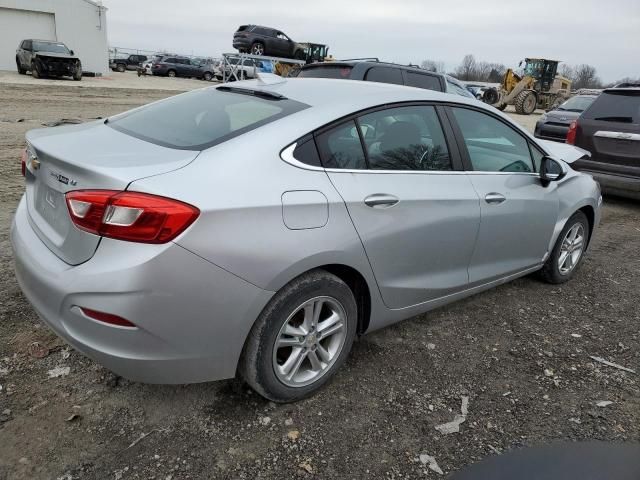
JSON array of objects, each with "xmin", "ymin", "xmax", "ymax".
[
  {"xmin": 514, "ymin": 90, "xmax": 537, "ymax": 115},
  {"xmin": 203, "ymin": 71, "xmax": 212, "ymax": 81},
  {"xmin": 73, "ymin": 65, "xmax": 82, "ymax": 81},
  {"xmin": 239, "ymin": 270, "xmax": 357, "ymax": 402},
  {"xmin": 167, "ymin": 69, "xmax": 176, "ymax": 78},
  {"xmin": 31, "ymin": 61, "xmax": 41, "ymax": 79},
  {"xmin": 16, "ymin": 58, "xmax": 26, "ymax": 75},
  {"xmin": 539, "ymin": 211, "xmax": 589, "ymax": 284}
]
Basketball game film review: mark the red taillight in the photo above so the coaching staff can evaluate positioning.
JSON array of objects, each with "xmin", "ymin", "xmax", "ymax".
[
  {"xmin": 65, "ymin": 190, "xmax": 199, "ymax": 243},
  {"xmin": 566, "ymin": 120, "xmax": 578, "ymax": 145},
  {"xmin": 80, "ymin": 307, "xmax": 136, "ymax": 327},
  {"xmin": 21, "ymin": 148, "xmax": 27, "ymax": 176}
]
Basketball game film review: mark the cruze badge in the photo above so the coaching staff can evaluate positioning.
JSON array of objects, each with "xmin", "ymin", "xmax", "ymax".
[{"xmin": 50, "ymin": 171, "xmax": 77, "ymax": 186}]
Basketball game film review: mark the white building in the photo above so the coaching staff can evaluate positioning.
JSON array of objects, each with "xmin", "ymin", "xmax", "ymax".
[{"xmin": 0, "ymin": 0, "xmax": 108, "ymax": 75}]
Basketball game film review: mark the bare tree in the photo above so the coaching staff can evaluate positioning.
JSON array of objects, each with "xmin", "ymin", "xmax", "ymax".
[
  {"xmin": 572, "ymin": 64, "xmax": 601, "ymax": 89},
  {"xmin": 454, "ymin": 54, "xmax": 477, "ymax": 81},
  {"xmin": 421, "ymin": 59, "xmax": 445, "ymax": 73},
  {"xmin": 559, "ymin": 64, "xmax": 574, "ymax": 81}
]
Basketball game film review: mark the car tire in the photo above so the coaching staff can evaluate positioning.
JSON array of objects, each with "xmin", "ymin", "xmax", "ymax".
[
  {"xmin": 31, "ymin": 61, "xmax": 41, "ymax": 79},
  {"xmin": 116, "ymin": 63, "xmax": 126, "ymax": 73},
  {"xmin": 293, "ymin": 49, "xmax": 305, "ymax": 60},
  {"xmin": 16, "ymin": 58, "xmax": 26, "ymax": 75},
  {"xmin": 514, "ymin": 90, "xmax": 537, "ymax": 115},
  {"xmin": 251, "ymin": 42, "xmax": 265, "ymax": 56},
  {"xmin": 167, "ymin": 69, "xmax": 177, "ymax": 78},
  {"xmin": 239, "ymin": 269, "xmax": 357, "ymax": 403},
  {"xmin": 73, "ymin": 65, "xmax": 82, "ymax": 81},
  {"xmin": 539, "ymin": 211, "xmax": 589, "ymax": 284},
  {"xmin": 203, "ymin": 71, "xmax": 212, "ymax": 81}
]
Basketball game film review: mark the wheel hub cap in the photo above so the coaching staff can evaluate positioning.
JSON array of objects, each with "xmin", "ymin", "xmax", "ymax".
[
  {"xmin": 558, "ymin": 223, "xmax": 585, "ymax": 275},
  {"xmin": 273, "ymin": 296, "xmax": 347, "ymax": 387}
]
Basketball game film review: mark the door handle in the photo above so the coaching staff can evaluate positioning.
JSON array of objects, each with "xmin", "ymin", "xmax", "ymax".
[
  {"xmin": 364, "ymin": 194, "xmax": 399, "ymax": 208},
  {"xmin": 485, "ymin": 192, "xmax": 506, "ymax": 204}
]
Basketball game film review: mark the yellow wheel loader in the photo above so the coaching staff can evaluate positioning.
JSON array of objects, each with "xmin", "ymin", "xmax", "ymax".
[{"xmin": 482, "ymin": 58, "xmax": 572, "ymax": 115}]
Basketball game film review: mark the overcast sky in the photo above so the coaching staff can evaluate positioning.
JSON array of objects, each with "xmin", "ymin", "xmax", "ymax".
[{"xmin": 102, "ymin": 0, "xmax": 639, "ymax": 82}]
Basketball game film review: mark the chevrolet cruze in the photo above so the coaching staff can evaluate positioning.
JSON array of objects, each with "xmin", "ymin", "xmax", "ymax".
[{"xmin": 11, "ymin": 76, "xmax": 601, "ymax": 402}]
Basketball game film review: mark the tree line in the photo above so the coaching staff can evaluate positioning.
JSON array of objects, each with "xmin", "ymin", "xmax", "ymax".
[{"xmin": 421, "ymin": 54, "xmax": 638, "ymax": 89}]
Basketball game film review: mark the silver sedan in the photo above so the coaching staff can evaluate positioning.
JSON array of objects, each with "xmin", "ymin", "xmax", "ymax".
[{"xmin": 11, "ymin": 76, "xmax": 601, "ymax": 402}]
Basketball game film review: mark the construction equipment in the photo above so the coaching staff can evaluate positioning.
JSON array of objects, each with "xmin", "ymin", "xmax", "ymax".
[
  {"xmin": 298, "ymin": 43, "xmax": 330, "ymax": 64},
  {"xmin": 482, "ymin": 58, "xmax": 572, "ymax": 115}
]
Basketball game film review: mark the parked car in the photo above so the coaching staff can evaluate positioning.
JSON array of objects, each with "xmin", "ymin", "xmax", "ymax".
[
  {"xmin": 215, "ymin": 57, "xmax": 263, "ymax": 81},
  {"xmin": 12, "ymin": 78, "xmax": 601, "ymax": 402},
  {"xmin": 110, "ymin": 54, "xmax": 148, "ymax": 73},
  {"xmin": 197, "ymin": 60, "xmax": 217, "ymax": 81},
  {"xmin": 295, "ymin": 61, "xmax": 476, "ymax": 98},
  {"xmin": 233, "ymin": 25, "xmax": 305, "ymax": 59},
  {"xmin": 534, "ymin": 94, "xmax": 599, "ymax": 142},
  {"xmin": 152, "ymin": 56, "xmax": 206, "ymax": 78},
  {"xmin": 16, "ymin": 39, "xmax": 82, "ymax": 81},
  {"xmin": 569, "ymin": 87, "xmax": 640, "ymax": 199}
]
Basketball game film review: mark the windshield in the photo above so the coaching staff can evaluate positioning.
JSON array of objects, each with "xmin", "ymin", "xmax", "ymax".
[
  {"xmin": 33, "ymin": 41, "xmax": 70, "ymax": 54},
  {"xmin": 557, "ymin": 96, "xmax": 597, "ymax": 112},
  {"xmin": 108, "ymin": 88, "xmax": 309, "ymax": 150}
]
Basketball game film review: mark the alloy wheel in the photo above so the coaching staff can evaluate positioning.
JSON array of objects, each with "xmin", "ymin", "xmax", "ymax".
[
  {"xmin": 558, "ymin": 223, "xmax": 585, "ymax": 275},
  {"xmin": 273, "ymin": 296, "xmax": 347, "ymax": 387}
]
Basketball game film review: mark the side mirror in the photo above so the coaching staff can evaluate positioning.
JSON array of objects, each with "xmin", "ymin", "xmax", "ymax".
[
  {"xmin": 540, "ymin": 156, "xmax": 567, "ymax": 186},
  {"xmin": 70, "ymin": 50, "xmax": 74, "ymax": 55}
]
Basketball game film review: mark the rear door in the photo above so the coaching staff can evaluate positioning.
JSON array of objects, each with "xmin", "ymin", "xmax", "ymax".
[
  {"xmin": 446, "ymin": 106, "xmax": 559, "ymax": 284},
  {"xmin": 320, "ymin": 104, "xmax": 480, "ymax": 309},
  {"xmin": 575, "ymin": 90, "xmax": 640, "ymax": 176}
]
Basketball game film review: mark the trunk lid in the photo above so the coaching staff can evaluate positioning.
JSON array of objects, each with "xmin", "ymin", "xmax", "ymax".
[{"xmin": 24, "ymin": 121, "xmax": 199, "ymax": 265}]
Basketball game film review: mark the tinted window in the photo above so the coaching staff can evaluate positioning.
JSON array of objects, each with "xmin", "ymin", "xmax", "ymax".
[
  {"xmin": 452, "ymin": 107, "xmax": 534, "ymax": 172},
  {"xmin": 316, "ymin": 121, "xmax": 367, "ymax": 169},
  {"xmin": 32, "ymin": 41, "xmax": 70, "ymax": 54},
  {"xmin": 297, "ymin": 66, "xmax": 353, "ymax": 79},
  {"xmin": 358, "ymin": 106, "xmax": 451, "ymax": 171},
  {"xmin": 446, "ymin": 76, "xmax": 475, "ymax": 98},
  {"xmin": 292, "ymin": 137, "xmax": 322, "ymax": 167},
  {"xmin": 582, "ymin": 91, "xmax": 640, "ymax": 123},
  {"xmin": 164, "ymin": 57, "xmax": 176, "ymax": 63},
  {"xmin": 109, "ymin": 88, "xmax": 308, "ymax": 150},
  {"xmin": 365, "ymin": 67, "xmax": 403, "ymax": 85},
  {"xmin": 405, "ymin": 72, "xmax": 442, "ymax": 92}
]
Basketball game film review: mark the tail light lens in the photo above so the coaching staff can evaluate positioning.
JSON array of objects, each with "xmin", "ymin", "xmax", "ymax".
[
  {"xmin": 566, "ymin": 120, "xmax": 578, "ymax": 145},
  {"xmin": 21, "ymin": 148, "xmax": 27, "ymax": 176},
  {"xmin": 65, "ymin": 190, "xmax": 199, "ymax": 243},
  {"xmin": 80, "ymin": 307, "xmax": 136, "ymax": 328}
]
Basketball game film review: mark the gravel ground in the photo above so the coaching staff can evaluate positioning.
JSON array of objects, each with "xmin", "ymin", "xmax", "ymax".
[{"xmin": 0, "ymin": 82, "xmax": 638, "ymax": 480}]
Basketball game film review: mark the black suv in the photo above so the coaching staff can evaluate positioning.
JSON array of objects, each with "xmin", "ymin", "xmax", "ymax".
[
  {"xmin": 152, "ymin": 56, "xmax": 207, "ymax": 78},
  {"xmin": 16, "ymin": 39, "xmax": 82, "ymax": 80},
  {"xmin": 570, "ymin": 87, "xmax": 640, "ymax": 199},
  {"xmin": 294, "ymin": 61, "xmax": 476, "ymax": 99},
  {"xmin": 233, "ymin": 25, "xmax": 304, "ymax": 59},
  {"xmin": 110, "ymin": 54, "xmax": 148, "ymax": 72}
]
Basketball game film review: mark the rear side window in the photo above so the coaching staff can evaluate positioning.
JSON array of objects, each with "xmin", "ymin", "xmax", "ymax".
[
  {"xmin": 109, "ymin": 88, "xmax": 309, "ymax": 150},
  {"xmin": 358, "ymin": 106, "xmax": 452, "ymax": 171},
  {"xmin": 316, "ymin": 121, "xmax": 367, "ymax": 169},
  {"xmin": 405, "ymin": 72, "xmax": 442, "ymax": 92},
  {"xmin": 292, "ymin": 137, "xmax": 322, "ymax": 167},
  {"xmin": 297, "ymin": 66, "xmax": 353, "ymax": 79},
  {"xmin": 164, "ymin": 57, "xmax": 176, "ymax": 63},
  {"xmin": 365, "ymin": 67, "xmax": 403, "ymax": 85},
  {"xmin": 582, "ymin": 91, "xmax": 640, "ymax": 123}
]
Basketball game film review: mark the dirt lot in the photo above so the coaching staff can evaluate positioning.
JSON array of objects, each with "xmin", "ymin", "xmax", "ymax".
[{"xmin": 0, "ymin": 81, "xmax": 638, "ymax": 480}]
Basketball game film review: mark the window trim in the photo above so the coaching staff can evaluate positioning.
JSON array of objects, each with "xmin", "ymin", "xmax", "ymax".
[{"xmin": 443, "ymin": 104, "xmax": 547, "ymax": 174}]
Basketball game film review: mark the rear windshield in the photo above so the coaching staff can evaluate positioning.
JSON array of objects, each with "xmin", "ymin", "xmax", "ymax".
[
  {"xmin": 297, "ymin": 65, "xmax": 353, "ymax": 79},
  {"xmin": 108, "ymin": 88, "xmax": 308, "ymax": 150},
  {"xmin": 583, "ymin": 91, "xmax": 640, "ymax": 123},
  {"xmin": 557, "ymin": 95, "xmax": 597, "ymax": 112}
]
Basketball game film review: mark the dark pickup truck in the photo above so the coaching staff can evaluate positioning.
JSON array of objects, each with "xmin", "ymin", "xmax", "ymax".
[
  {"xmin": 16, "ymin": 39, "xmax": 82, "ymax": 81},
  {"xmin": 110, "ymin": 54, "xmax": 148, "ymax": 73}
]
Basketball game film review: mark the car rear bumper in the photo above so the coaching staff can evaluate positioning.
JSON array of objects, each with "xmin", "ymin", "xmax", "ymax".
[
  {"xmin": 534, "ymin": 122, "xmax": 570, "ymax": 142},
  {"xmin": 233, "ymin": 38, "xmax": 251, "ymax": 50},
  {"xmin": 11, "ymin": 197, "xmax": 273, "ymax": 384}
]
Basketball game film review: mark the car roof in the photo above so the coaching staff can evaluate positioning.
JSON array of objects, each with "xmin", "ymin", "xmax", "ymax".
[
  {"xmin": 602, "ymin": 87, "xmax": 640, "ymax": 93},
  {"xmin": 302, "ymin": 60, "xmax": 439, "ymax": 73}
]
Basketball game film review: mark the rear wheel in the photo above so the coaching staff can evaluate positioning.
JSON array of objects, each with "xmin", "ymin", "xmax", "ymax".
[
  {"xmin": 293, "ymin": 49, "xmax": 305, "ymax": 60},
  {"xmin": 203, "ymin": 71, "xmax": 212, "ymax": 81},
  {"xmin": 539, "ymin": 211, "xmax": 589, "ymax": 284},
  {"xmin": 16, "ymin": 57, "xmax": 26, "ymax": 75},
  {"xmin": 514, "ymin": 90, "xmax": 537, "ymax": 115},
  {"xmin": 167, "ymin": 69, "xmax": 177, "ymax": 78},
  {"xmin": 240, "ymin": 270, "xmax": 357, "ymax": 402},
  {"xmin": 251, "ymin": 42, "xmax": 265, "ymax": 56}
]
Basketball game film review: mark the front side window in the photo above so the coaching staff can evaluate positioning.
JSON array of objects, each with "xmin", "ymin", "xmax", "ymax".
[
  {"xmin": 358, "ymin": 106, "xmax": 452, "ymax": 171},
  {"xmin": 316, "ymin": 121, "xmax": 367, "ymax": 169},
  {"xmin": 365, "ymin": 67, "xmax": 403, "ymax": 85},
  {"xmin": 109, "ymin": 88, "xmax": 308, "ymax": 150},
  {"xmin": 451, "ymin": 107, "xmax": 534, "ymax": 172}
]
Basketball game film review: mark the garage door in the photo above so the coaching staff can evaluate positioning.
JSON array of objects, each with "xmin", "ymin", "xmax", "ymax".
[{"xmin": 0, "ymin": 8, "xmax": 56, "ymax": 71}]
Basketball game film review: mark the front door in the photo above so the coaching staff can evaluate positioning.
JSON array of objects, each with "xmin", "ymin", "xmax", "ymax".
[
  {"xmin": 447, "ymin": 106, "xmax": 559, "ymax": 284},
  {"xmin": 319, "ymin": 104, "xmax": 481, "ymax": 309}
]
